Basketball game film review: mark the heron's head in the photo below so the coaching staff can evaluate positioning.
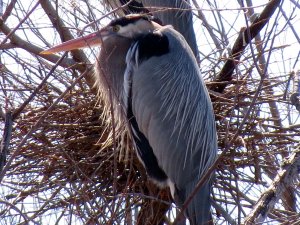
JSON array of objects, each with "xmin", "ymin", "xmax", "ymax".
[{"xmin": 41, "ymin": 14, "xmax": 162, "ymax": 54}]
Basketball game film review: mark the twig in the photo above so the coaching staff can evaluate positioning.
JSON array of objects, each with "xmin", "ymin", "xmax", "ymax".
[
  {"xmin": 0, "ymin": 198, "xmax": 30, "ymax": 223},
  {"xmin": 0, "ymin": 0, "xmax": 40, "ymax": 47},
  {"xmin": 212, "ymin": 201, "xmax": 237, "ymax": 225},
  {"xmin": 12, "ymin": 53, "xmax": 67, "ymax": 119}
]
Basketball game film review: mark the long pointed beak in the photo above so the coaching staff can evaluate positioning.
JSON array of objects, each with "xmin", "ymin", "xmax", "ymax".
[{"xmin": 40, "ymin": 29, "xmax": 111, "ymax": 55}]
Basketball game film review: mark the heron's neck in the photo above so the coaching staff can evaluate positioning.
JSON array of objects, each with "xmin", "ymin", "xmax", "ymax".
[{"xmin": 96, "ymin": 37, "xmax": 132, "ymax": 103}]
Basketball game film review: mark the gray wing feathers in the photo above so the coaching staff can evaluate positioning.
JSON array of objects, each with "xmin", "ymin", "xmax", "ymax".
[
  {"xmin": 129, "ymin": 26, "xmax": 217, "ymax": 224},
  {"xmin": 132, "ymin": 27, "xmax": 217, "ymax": 185}
]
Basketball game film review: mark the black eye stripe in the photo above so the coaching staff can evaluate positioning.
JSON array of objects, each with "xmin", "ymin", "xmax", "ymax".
[{"xmin": 108, "ymin": 14, "xmax": 154, "ymax": 27}]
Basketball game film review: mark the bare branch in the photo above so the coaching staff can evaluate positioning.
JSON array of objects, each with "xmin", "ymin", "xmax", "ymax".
[
  {"xmin": 0, "ymin": 17, "xmax": 82, "ymax": 70},
  {"xmin": 39, "ymin": 0, "xmax": 95, "ymax": 87},
  {"xmin": 212, "ymin": 0, "xmax": 282, "ymax": 93},
  {"xmin": 1, "ymin": 0, "xmax": 17, "ymax": 22},
  {"xmin": 0, "ymin": 0, "xmax": 40, "ymax": 47}
]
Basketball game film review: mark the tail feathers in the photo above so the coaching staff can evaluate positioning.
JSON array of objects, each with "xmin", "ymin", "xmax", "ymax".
[{"xmin": 175, "ymin": 181, "xmax": 213, "ymax": 225}]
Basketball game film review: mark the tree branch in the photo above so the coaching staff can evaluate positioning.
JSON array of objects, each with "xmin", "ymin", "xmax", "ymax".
[
  {"xmin": 39, "ymin": 0, "xmax": 95, "ymax": 88},
  {"xmin": 1, "ymin": 0, "xmax": 17, "ymax": 22},
  {"xmin": 0, "ymin": 17, "xmax": 83, "ymax": 70},
  {"xmin": 212, "ymin": 0, "xmax": 282, "ymax": 93}
]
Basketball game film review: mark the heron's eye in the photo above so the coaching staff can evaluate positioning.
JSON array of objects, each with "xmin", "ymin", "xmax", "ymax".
[{"xmin": 112, "ymin": 25, "xmax": 120, "ymax": 32}]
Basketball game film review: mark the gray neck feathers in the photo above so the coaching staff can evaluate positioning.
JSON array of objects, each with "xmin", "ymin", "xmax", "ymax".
[{"xmin": 94, "ymin": 36, "xmax": 132, "ymax": 124}]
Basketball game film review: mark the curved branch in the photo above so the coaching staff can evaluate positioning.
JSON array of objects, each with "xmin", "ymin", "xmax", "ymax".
[
  {"xmin": 39, "ymin": 0, "xmax": 95, "ymax": 87},
  {"xmin": 1, "ymin": 0, "xmax": 17, "ymax": 22},
  {"xmin": 0, "ymin": 0, "xmax": 39, "ymax": 46},
  {"xmin": 0, "ymin": 199, "xmax": 30, "ymax": 223},
  {"xmin": 0, "ymin": 17, "xmax": 83, "ymax": 70},
  {"xmin": 212, "ymin": 0, "xmax": 282, "ymax": 93}
]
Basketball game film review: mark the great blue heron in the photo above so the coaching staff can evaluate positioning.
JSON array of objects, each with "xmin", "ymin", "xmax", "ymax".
[{"xmin": 42, "ymin": 14, "xmax": 217, "ymax": 225}]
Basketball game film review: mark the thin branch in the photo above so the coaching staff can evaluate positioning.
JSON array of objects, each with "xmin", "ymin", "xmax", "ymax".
[
  {"xmin": 0, "ymin": 199, "xmax": 30, "ymax": 223},
  {"xmin": 0, "ymin": 0, "xmax": 40, "ymax": 47},
  {"xmin": 11, "ymin": 52, "xmax": 68, "ymax": 119},
  {"xmin": 39, "ymin": 0, "xmax": 94, "ymax": 87},
  {"xmin": 212, "ymin": 201, "xmax": 237, "ymax": 225},
  {"xmin": 192, "ymin": 0, "xmax": 222, "ymax": 52},
  {"xmin": 212, "ymin": 0, "xmax": 282, "ymax": 93},
  {"xmin": 1, "ymin": 0, "xmax": 17, "ymax": 22},
  {"xmin": 0, "ymin": 17, "xmax": 82, "ymax": 70}
]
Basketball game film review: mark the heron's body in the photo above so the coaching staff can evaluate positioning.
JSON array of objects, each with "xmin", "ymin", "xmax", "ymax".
[
  {"xmin": 42, "ymin": 14, "xmax": 217, "ymax": 225},
  {"xmin": 97, "ymin": 16, "xmax": 217, "ymax": 224}
]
